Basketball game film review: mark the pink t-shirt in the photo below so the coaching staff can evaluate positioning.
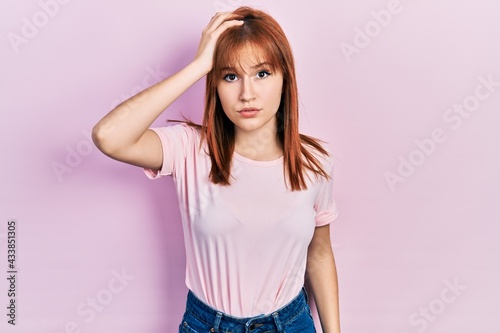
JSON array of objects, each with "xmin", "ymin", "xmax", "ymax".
[{"xmin": 144, "ymin": 123, "xmax": 338, "ymax": 317}]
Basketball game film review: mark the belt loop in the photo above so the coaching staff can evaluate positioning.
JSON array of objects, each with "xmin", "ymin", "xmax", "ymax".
[
  {"xmin": 213, "ymin": 312, "xmax": 223, "ymax": 332},
  {"xmin": 272, "ymin": 312, "xmax": 283, "ymax": 333}
]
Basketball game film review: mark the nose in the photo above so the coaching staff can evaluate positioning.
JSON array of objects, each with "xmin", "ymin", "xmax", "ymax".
[{"xmin": 239, "ymin": 77, "xmax": 255, "ymax": 102}]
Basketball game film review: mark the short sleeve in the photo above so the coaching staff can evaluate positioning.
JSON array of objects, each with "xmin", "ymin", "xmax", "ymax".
[
  {"xmin": 143, "ymin": 123, "xmax": 198, "ymax": 179},
  {"xmin": 313, "ymin": 155, "xmax": 339, "ymax": 227}
]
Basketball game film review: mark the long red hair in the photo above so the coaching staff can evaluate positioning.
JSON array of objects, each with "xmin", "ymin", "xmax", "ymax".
[{"xmin": 184, "ymin": 6, "xmax": 331, "ymax": 191}]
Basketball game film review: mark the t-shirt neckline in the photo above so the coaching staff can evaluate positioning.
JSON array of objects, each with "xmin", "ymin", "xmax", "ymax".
[{"xmin": 232, "ymin": 151, "xmax": 284, "ymax": 166}]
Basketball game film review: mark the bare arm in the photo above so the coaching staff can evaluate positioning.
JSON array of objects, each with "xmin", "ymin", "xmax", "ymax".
[
  {"xmin": 92, "ymin": 61, "xmax": 208, "ymax": 169},
  {"xmin": 305, "ymin": 224, "xmax": 341, "ymax": 333},
  {"xmin": 92, "ymin": 13, "xmax": 244, "ymax": 170}
]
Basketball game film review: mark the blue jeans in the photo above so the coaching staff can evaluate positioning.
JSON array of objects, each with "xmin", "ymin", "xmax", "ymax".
[{"xmin": 178, "ymin": 287, "xmax": 316, "ymax": 333}]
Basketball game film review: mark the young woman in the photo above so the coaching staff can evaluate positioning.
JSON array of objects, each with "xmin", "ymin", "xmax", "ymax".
[{"xmin": 92, "ymin": 6, "xmax": 340, "ymax": 333}]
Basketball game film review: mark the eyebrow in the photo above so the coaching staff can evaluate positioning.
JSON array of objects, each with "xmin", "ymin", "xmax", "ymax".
[
  {"xmin": 220, "ymin": 62, "xmax": 272, "ymax": 72},
  {"xmin": 251, "ymin": 62, "xmax": 272, "ymax": 69}
]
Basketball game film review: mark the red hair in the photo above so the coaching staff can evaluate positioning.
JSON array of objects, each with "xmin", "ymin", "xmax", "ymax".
[{"xmin": 183, "ymin": 6, "xmax": 331, "ymax": 191}]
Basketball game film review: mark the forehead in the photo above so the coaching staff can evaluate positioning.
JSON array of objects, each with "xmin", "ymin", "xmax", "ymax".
[{"xmin": 222, "ymin": 43, "xmax": 275, "ymax": 72}]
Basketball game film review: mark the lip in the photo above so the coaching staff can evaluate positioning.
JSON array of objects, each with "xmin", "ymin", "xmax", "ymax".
[
  {"xmin": 237, "ymin": 107, "xmax": 261, "ymax": 118},
  {"xmin": 238, "ymin": 107, "xmax": 261, "ymax": 112}
]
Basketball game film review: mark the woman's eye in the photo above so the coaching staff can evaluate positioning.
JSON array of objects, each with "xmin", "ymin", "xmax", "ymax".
[
  {"xmin": 223, "ymin": 74, "xmax": 238, "ymax": 82},
  {"xmin": 257, "ymin": 71, "xmax": 271, "ymax": 78}
]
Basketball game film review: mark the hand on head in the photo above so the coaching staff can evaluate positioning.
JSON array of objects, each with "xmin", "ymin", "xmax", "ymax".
[{"xmin": 194, "ymin": 12, "xmax": 244, "ymax": 74}]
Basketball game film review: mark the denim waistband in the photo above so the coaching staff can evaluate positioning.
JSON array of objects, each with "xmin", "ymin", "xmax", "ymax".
[{"xmin": 184, "ymin": 287, "xmax": 310, "ymax": 332}]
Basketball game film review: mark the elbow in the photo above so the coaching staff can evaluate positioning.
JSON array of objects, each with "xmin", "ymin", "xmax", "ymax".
[
  {"xmin": 91, "ymin": 124, "xmax": 105, "ymax": 150},
  {"xmin": 92, "ymin": 123, "xmax": 116, "ymax": 156}
]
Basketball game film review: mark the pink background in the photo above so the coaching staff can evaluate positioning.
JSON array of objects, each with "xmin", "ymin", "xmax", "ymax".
[{"xmin": 1, "ymin": 0, "xmax": 499, "ymax": 332}]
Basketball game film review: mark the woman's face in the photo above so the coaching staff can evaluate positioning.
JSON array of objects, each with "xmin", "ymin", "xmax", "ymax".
[{"xmin": 216, "ymin": 45, "xmax": 283, "ymax": 138}]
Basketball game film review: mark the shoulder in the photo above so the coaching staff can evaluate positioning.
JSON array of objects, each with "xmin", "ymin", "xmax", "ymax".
[
  {"xmin": 156, "ymin": 121, "xmax": 202, "ymax": 134},
  {"xmin": 152, "ymin": 121, "xmax": 203, "ymax": 144},
  {"xmin": 148, "ymin": 122, "xmax": 207, "ymax": 162}
]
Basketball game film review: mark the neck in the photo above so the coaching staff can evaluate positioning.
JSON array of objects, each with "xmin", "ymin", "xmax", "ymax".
[{"xmin": 234, "ymin": 128, "xmax": 283, "ymax": 161}]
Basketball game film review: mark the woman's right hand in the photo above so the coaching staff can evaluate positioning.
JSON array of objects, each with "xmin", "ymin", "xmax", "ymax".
[{"xmin": 193, "ymin": 12, "xmax": 244, "ymax": 74}]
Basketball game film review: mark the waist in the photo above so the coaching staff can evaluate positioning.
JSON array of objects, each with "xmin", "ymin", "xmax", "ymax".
[{"xmin": 184, "ymin": 287, "xmax": 310, "ymax": 329}]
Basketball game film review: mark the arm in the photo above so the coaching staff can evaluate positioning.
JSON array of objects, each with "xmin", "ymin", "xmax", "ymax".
[
  {"xmin": 91, "ymin": 13, "xmax": 243, "ymax": 170},
  {"xmin": 305, "ymin": 224, "xmax": 341, "ymax": 333},
  {"xmin": 92, "ymin": 61, "xmax": 207, "ymax": 170}
]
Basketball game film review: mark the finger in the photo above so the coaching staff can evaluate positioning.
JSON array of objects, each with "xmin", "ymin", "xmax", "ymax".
[
  {"xmin": 208, "ymin": 19, "xmax": 244, "ymax": 40},
  {"xmin": 207, "ymin": 12, "xmax": 232, "ymax": 26},
  {"xmin": 203, "ymin": 12, "xmax": 230, "ymax": 34},
  {"xmin": 204, "ymin": 12, "xmax": 241, "ymax": 33}
]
